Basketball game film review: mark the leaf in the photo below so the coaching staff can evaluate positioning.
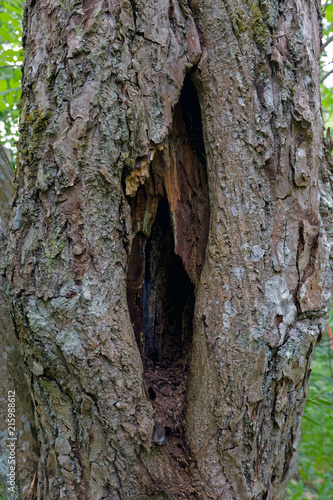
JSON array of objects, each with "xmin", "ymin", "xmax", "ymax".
[
  {"xmin": 13, "ymin": 67, "xmax": 21, "ymax": 82},
  {"xmin": 326, "ymin": 4, "xmax": 333, "ymax": 23},
  {"xmin": 0, "ymin": 73, "xmax": 16, "ymax": 82},
  {"xmin": 0, "ymin": 26, "xmax": 17, "ymax": 43},
  {"xmin": 302, "ymin": 414, "xmax": 320, "ymax": 426},
  {"xmin": 300, "ymin": 469, "xmax": 307, "ymax": 482},
  {"xmin": 0, "ymin": 79, "xmax": 7, "ymax": 92},
  {"xmin": 0, "ymin": 12, "xmax": 16, "ymax": 24},
  {"xmin": 5, "ymin": 91, "xmax": 14, "ymax": 106},
  {"xmin": 307, "ymin": 399, "xmax": 323, "ymax": 407},
  {"xmin": 2, "ymin": 1, "xmax": 23, "ymax": 16},
  {"xmin": 315, "ymin": 398, "xmax": 333, "ymax": 406},
  {"xmin": 1, "ymin": 48, "xmax": 21, "ymax": 58},
  {"xmin": 0, "ymin": 86, "xmax": 20, "ymax": 96},
  {"xmin": 309, "ymin": 381, "xmax": 321, "ymax": 391}
]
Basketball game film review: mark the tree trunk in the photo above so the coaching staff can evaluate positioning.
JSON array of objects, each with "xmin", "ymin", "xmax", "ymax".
[
  {"xmin": 5, "ymin": 0, "xmax": 332, "ymax": 498},
  {"xmin": 0, "ymin": 144, "xmax": 38, "ymax": 499}
]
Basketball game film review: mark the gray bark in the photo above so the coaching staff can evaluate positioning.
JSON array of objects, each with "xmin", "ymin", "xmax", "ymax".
[{"xmin": 5, "ymin": 0, "xmax": 333, "ymax": 499}]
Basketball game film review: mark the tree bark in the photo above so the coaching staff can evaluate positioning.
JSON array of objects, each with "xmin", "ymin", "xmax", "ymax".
[
  {"xmin": 0, "ymin": 144, "xmax": 38, "ymax": 499},
  {"xmin": 0, "ymin": 144, "xmax": 14, "ymax": 217},
  {"xmin": 5, "ymin": 0, "xmax": 332, "ymax": 498}
]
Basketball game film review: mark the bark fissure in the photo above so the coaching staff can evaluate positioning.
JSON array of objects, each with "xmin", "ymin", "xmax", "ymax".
[{"xmin": 294, "ymin": 219, "xmax": 320, "ymax": 312}]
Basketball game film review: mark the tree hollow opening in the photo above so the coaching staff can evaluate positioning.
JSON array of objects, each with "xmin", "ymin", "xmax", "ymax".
[
  {"xmin": 125, "ymin": 73, "xmax": 209, "ymax": 449},
  {"xmin": 142, "ymin": 198, "xmax": 195, "ymax": 365}
]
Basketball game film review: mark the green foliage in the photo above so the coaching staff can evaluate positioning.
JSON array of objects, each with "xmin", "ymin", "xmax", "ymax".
[
  {"xmin": 0, "ymin": 0, "xmax": 23, "ymax": 156},
  {"xmin": 321, "ymin": 85, "xmax": 333, "ymax": 129},
  {"xmin": 287, "ymin": 332, "xmax": 333, "ymax": 500}
]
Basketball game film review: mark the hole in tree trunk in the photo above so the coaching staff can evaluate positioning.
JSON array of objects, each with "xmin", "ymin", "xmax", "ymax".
[
  {"xmin": 125, "ymin": 73, "xmax": 209, "ymax": 459},
  {"xmin": 142, "ymin": 198, "xmax": 194, "ymax": 365}
]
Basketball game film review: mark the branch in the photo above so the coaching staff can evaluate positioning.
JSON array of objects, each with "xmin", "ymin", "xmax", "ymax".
[
  {"xmin": 0, "ymin": 64, "xmax": 21, "ymax": 70},
  {"xmin": 322, "ymin": 0, "xmax": 331, "ymax": 15},
  {"xmin": 321, "ymin": 67, "xmax": 333, "ymax": 83},
  {"xmin": 322, "ymin": 34, "xmax": 333, "ymax": 52},
  {"xmin": 321, "ymin": 59, "xmax": 333, "ymax": 69}
]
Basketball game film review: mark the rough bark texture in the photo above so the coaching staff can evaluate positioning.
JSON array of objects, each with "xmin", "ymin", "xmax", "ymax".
[
  {"xmin": 0, "ymin": 145, "xmax": 38, "ymax": 499},
  {"xmin": 0, "ymin": 145, "xmax": 14, "ymax": 217},
  {"xmin": 5, "ymin": 0, "xmax": 333, "ymax": 498}
]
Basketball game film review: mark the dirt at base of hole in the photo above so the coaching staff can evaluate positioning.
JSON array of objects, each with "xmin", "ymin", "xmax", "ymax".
[{"xmin": 144, "ymin": 359, "xmax": 199, "ymax": 499}]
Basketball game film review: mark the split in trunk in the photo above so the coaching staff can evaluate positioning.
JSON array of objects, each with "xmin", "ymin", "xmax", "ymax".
[{"xmin": 126, "ymin": 74, "xmax": 209, "ymax": 453}]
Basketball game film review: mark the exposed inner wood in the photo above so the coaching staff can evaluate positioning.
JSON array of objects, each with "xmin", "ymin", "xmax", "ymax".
[{"xmin": 126, "ymin": 75, "xmax": 209, "ymax": 475}]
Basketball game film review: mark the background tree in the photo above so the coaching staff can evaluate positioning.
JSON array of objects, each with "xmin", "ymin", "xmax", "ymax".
[{"xmin": 1, "ymin": 0, "xmax": 333, "ymax": 499}]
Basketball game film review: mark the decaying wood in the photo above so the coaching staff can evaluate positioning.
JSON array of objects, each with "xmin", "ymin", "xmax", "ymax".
[{"xmin": 4, "ymin": 0, "xmax": 332, "ymax": 498}]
